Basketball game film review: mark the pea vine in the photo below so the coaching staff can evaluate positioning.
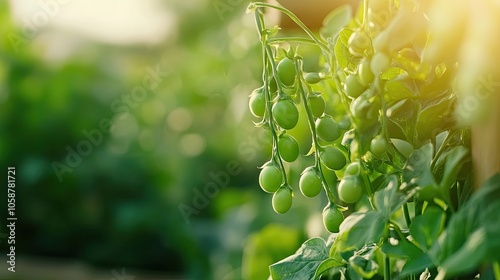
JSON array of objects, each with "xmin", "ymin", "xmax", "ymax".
[{"xmin": 246, "ymin": 0, "xmax": 500, "ymax": 279}]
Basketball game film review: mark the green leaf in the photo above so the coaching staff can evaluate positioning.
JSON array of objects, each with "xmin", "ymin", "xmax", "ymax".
[
  {"xmin": 434, "ymin": 131, "xmax": 448, "ymax": 153},
  {"xmin": 400, "ymin": 251, "xmax": 434, "ymax": 276},
  {"xmin": 386, "ymin": 118, "xmax": 407, "ymax": 140},
  {"xmin": 328, "ymin": 234, "xmax": 344, "ymax": 262},
  {"xmin": 382, "ymin": 238, "xmax": 422, "ymax": 259},
  {"xmin": 380, "ymin": 67, "xmax": 407, "ymax": 81},
  {"xmin": 370, "ymin": 175, "xmax": 390, "ymax": 193},
  {"xmin": 357, "ymin": 121, "xmax": 381, "ymax": 155},
  {"xmin": 347, "ymin": 265, "xmax": 364, "ymax": 280},
  {"xmin": 415, "ymin": 96, "xmax": 454, "ymax": 141},
  {"xmin": 391, "ymin": 138, "xmax": 414, "ymax": 159},
  {"xmin": 437, "ymin": 228, "xmax": 488, "ymax": 279},
  {"xmin": 387, "ymin": 99, "xmax": 420, "ymax": 141},
  {"xmin": 430, "ymin": 174, "xmax": 500, "ymax": 278},
  {"xmin": 439, "ymin": 146, "xmax": 469, "ymax": 192},
  {"xmin": 264, "ymin": 26, "xmax": 280, "ymax": 38},
  {"xmin": 368, "ymin": 154, "xmax": 401, "ymax": 174},
  {"xmin": 270, "ymin": 238, "xmax": 330, "ymax": 280},
  {"xmin": 320, "ymin": 5, "xmax": 352, "ymax": 40},
  {"xmin": 386, "ymin": 99, "xmax": 409, "ymax": 117},
  {"xmin": 338, "ymin": 212, "xmax": 388, "ymax": 252},
  {"xmin": 419, "ymin": 65, "xmax": 453, "ymax": 98},
  {"xmin": 403, "ymin": 143, "xmax": 437, "ymax": 190},
  {"xmin": 349, "ymin": 255, "xmax": 379, "ymax": 279},
  {"xmin": 394, "ymin": 48, "xmax": 432, "ymax": 81},
  {"xmin": 384, "ymin": 75, "xmax": 418, "ymax": 101},
  {"xmin": 313, "ymin": 258, "xmax": 342, "ymax": 280},
  {"xmin": 334, "ymin": 28, "xmax": 353, "ymax": 70},
  {"xmin": 348, "ymin": 244, "xmax": 379, "ymax": 279},
  {"xmin": 410, "ymin": 206, "xmax": 446, "ymax": 251},
  {"xmin": 386, "ymin": 99, "xmax": 413, "ymax": 140},
  {"xmin": 373, "ymin": 175, "xmax": 408, "ymax": 218}
]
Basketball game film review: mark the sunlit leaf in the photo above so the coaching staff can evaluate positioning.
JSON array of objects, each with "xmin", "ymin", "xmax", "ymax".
[
  {"xmin": 410, "ymin": 206, "xmax": 446, "ymax": 251},
  {"xmin": 313, "ymin": 258, "xmax": 343, "ymax": 279},
  {"xmin": 338, "ymin": 212, "xmax": 388, "ymax": 252},
  {"xmin": 403, "ymin": 143, "xmax": 437, "ymax": 190},
  {"xmin": 270, "ymin": 238, "xmax": 330, "ymax": 280},
  {"xmin": 334, "ymin": 28, "xmax": 353, "ymax": 70},
  {"xmin": 439, "ymin": 146, "xmax": 469, "ymax": 192},
  {"xmin": 382, "ymin": 238, "xmax": 422, "ymax": 259},
  {"xmin": 373, "ymin": 175, "xmax": 407, "ymax": 218},
  {"xmin": 430, "ymin": 174, "xmax": 500, "ymax": 278},
  {"xmin": 348, "ymin": 244, "xmax": 379, "ymax": 279}
]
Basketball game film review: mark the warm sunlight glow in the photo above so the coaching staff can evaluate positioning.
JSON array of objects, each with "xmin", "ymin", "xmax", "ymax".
[{"xmin": 9, "ymin": 0, "xmax": 176, "ymax": 45}]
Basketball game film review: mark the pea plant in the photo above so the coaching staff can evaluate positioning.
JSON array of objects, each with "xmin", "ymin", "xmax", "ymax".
[{"xmin": 246, "ymin": 1, "xmax": 500, "ymax": 279}]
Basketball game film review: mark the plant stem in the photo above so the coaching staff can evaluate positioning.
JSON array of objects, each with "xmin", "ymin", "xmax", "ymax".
[
  {"xmin": 430, "ymin": 128, "xmax": 458, "ymax": 169},
  {"xmin": 414, "ymin": 200, "xmax": 423, "ymax": 216},
  {"xmin": 268, "ymin": 37, "xmax": 317, "ymax": 45},
  {"xmin": 403, "ymin": 203, "xmax": 411, "ymax": 228},
  {"xmin": 296, "ymin": 59, "xmax": 338, "ymax": 203},
  {"xmin": 391, "ymin": 222, "xmax": 407, "ymax": 241},
  {"xmin": 384, "ymin": 254, "xmax": 391, "ymax": 280},
  {"xmin": 375, "ymin": 77, "xmax": 388, "ymax": 139},
  {"xmin": 256, "ymin": 9, "xmax": 288, "ymax": 185},
  {"xmin": 494, "ymin": 262, "xmax": 500, "ymax": 280},
  {"xmin": 377, "ymin": 159, "xmax": 403, "ymax": 171},
  {"xmin": 362, "ymin": 0, "xmax": 369, "ymax": 31},
  {"xmin": 251, "ymin": 2, "xmax": 330, "ymax": 54},
  {"xmin": 359, "ymin": 159, "xmax": 374, "ymax": 198}
]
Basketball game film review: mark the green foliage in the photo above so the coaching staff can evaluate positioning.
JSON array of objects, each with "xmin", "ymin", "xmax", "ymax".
[
  {"xmin": 243, "ymin": 224, "xmax": 302, "ymax": 280},
  {"xmin": 431, "ymin": 174, "xmax": 500, "ymax": 279},
  {"xmin": 246, "ymin": 1, "xmax": 499, "ymax": 279},
  {"xmin": 269, "ymin": 238, "xmax": 340, "ymax": 280},
  {"xmin": 1, "ymin": 1, "xmax": 267, "ymax": 279}
]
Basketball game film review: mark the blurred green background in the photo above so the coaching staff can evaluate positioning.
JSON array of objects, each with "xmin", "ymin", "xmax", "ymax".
[{"xmin": 0, "ymin": 0, "xmax": 331, "ymax": 279}]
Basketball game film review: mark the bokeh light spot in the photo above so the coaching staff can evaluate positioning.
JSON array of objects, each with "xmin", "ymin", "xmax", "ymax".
[
  {"xmin": 167, "ymin": 107, "xmax": 193, "ymax": 132},
  {"xmin": 179, "ymin": 133, "xmax": 205, "ymax": 157}
]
